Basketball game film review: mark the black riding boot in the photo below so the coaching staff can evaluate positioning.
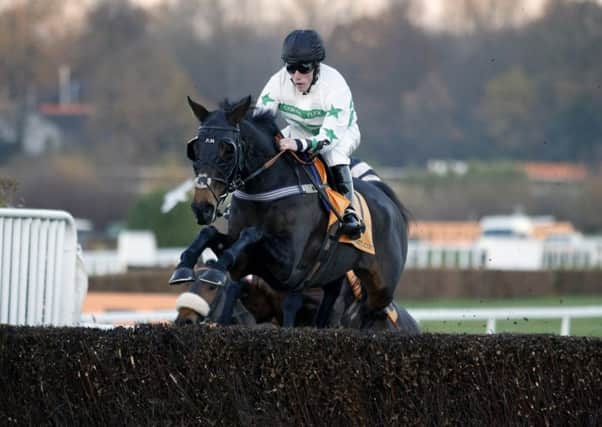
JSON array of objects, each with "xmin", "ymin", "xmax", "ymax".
[{"xmin": 331, "ymin": 164, "xmax": 365, "ymax": 240}]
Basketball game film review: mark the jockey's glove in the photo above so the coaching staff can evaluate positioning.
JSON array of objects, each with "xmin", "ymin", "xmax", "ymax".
[{"xmin": 295, "ymin": 138, "xmax": 330, "ymax": 153}]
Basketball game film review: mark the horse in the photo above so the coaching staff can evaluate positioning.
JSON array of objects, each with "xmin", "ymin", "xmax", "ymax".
[
  {"xmin": 175, "ymin": 273, "xmax": 321, "ymax": 327},
  {"xmin": 173, "ymin": 160, "xmax": 419, "ymax": 333},
  {"xmin": 175, "ymin": 272, "xmax": 420, "ymax": 334},
  {"xmin": 173, "ymin": 95, "xmax": 411, "ymax": 328}
]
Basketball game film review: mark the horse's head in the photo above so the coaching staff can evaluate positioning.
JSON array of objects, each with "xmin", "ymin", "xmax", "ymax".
[
  {"xmin": 174, "ymin": 274, "xmax": 259, "ymax": 326},
  {"xmin": 186, "ymin": 95, "xmax": 252, "ymax": 225},
  {"xmin": 174, "ymin": 274, "xmax": 227, "ymax": 326}
]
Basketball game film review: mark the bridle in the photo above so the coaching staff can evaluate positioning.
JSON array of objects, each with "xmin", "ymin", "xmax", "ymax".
[
  {"xmin": 190, "ymin": 123, "xmax": 291, "ymax": 213},
  {"xmin": 188, "ymin": 124, "xmax": 241, "ymax": 219}
]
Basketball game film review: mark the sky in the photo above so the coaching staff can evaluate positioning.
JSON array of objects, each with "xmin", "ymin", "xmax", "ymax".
[
  {"xmin": 127, "ymin": 0, "xmax": 549, "ymax": 31},
  {"xmin": 413, "ymin": 0, "xmax": 548, "ymax": 30},
  {"xmin": 0, "ymin": 0, "xmax": 598, "ymax": 34}
]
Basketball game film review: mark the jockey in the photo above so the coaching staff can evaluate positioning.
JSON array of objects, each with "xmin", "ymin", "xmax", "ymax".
[{"xmin": 255, "ymin": 29, "xmax": 365, "ymax": 240}]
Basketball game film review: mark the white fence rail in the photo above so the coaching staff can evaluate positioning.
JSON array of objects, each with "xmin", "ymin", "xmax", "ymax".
[
  {"xmin": 410, "ymin": 306, "xmax": 602, "ymax": 336},
  {"xmin": 81, "ymin": 233, "xmax": 602, "ymax": 275},
  {"xmin": 80, "ymin": 309, "xmax": 177, "ymax": 326},
  {"xmin": 82, "ymin": 247, "xmax": 183, "ymax": 276},
  {"xmin": 406, "ymin": 238, "xmax": 602, "ymax": 270},
  {"xmin": 78, "ymin": 306, "xmax": 602, "ymax": 336},
  {"xmin": 0, "ymin": 208, "xmax": 87, "ymax": 326},
  {"xmin": 406, "ymin": 242, "xmax": 486, "ymax": 269}
]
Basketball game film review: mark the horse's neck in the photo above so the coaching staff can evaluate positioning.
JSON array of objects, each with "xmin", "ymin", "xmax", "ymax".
[{"xmin": 242, "ymin": 130, "xmax": 304, "ymax": 193}]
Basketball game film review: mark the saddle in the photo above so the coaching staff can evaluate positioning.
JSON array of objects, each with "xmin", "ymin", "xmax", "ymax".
[{"xmin": 310, "ymin": 157, "xmax": 375, "ymax": 255}]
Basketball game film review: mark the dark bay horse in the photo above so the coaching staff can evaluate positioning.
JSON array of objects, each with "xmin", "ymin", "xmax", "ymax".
[
  {"xmin": 175, "ymin": 272, "xmax": 420, "ymax": 334},
  {"xmin": 174, "ymin": 95, "xmax": 410, "ymax": 328}
]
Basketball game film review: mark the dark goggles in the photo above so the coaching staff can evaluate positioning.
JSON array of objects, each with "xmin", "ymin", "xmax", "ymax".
[{"xmin": 285, "ymin": 62, "xmax": 315, "ymax": 74}]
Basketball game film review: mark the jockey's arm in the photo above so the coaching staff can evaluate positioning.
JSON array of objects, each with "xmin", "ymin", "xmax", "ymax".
[
  {"xmin": 278, "ymin": 86, "xmax": 355, "ymax": 155},
  {"xmin": 314, "ymin": 87, "xmax": 355, "ymax": 155},
  {"xmin": 255, "ymin": 73, "xmax": 280, "ymax": 117}
]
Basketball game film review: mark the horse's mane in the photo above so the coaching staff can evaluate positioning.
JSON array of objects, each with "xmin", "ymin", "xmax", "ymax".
[
  {"xmin": 220, "ymin": 99, "xmax": 280, "ymax": 137},
  {"xmin": 248, "ymin": 107, "xmax": 280, "ymax": 137}
]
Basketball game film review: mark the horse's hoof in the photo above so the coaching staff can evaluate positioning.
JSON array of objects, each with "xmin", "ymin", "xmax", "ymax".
[
  {"xmin": 197, "ymin": 267, "xmax": 228, "ymax": 288},
  {"xmin": 169, "ymin": 267, "xmax": 195, "ymax": 285}
]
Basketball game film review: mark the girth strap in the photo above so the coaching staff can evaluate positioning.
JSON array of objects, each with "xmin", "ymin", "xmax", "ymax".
[
  {"xmin": 286, "ymin": 221, "xmax": 340, "ymax": 291},
  {"xmin": 233, "ymin": 184, "xmax": 318, "ymax": 202}
]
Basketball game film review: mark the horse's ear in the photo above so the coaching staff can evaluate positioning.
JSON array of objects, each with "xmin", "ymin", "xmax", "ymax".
[
  {"xmin": 226, "ymin": 95, "xmax": 252, "ymax": 125},
  {"xmin": 188, "ymin": 96, "xmax": 209, "ymax": 123}
]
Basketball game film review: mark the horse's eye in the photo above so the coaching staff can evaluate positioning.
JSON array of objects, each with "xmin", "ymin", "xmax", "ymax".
[{"xmin": 219, "ymin": 141, "xmax": 235, "ymax": 160}]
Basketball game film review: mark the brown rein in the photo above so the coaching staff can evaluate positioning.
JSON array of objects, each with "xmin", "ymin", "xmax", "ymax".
[{"xmin": 238, "ymin": 136, "xmax": 316, "ymax": 187}]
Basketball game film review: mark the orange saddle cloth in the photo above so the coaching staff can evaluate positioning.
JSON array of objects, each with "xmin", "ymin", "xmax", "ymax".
[{"xmin": 312, "ymin": 159, "xmax": 375, "ymax": 255}]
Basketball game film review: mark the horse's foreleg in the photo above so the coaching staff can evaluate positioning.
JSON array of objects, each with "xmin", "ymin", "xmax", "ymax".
[
  {"xmin": 212, "ymin": 227, "xmax": 263, "ymax": 272},
  {"xmin": 315, "ymin": 278, "xmax": 344, "ymax": 328},
  {"xmin": 282, "ymin": 292, "xmax": 303, "ymax": 327},
  {"xmin": 217, "ymin": 280, "xmax": 246, "ymax": 325},
  {"xmin": 169, "ymin": 226, "xmax": 219, "ymax": 284},
  {"xmin": 210, "ymin": 227, "xmax": 263, "ymax": 325}
]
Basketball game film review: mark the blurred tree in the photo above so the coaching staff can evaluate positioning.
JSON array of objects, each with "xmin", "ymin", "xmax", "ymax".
[
  {"xmin": 0, "ymin": 0, "xmax": 74, "ymax": 99},
  {"xmin": 579, "ymin": 174, "xmax": 602, "ymax": 233},
  {"xmin": 5, "ymin": 153, "xmax": 134, "ymax": 227},
  {"xmin": 439, "ymin": 0, "xmax": 540, "ymax": 33},
  {"xmin": 74, "ymin": 0, "xmax": 196, "ymax": 164},
  {"xmin": 392, "ymin": 164, "xmax": 529, "ymax": 221},
  {"xmin": 328, "ymin": 2, "xmax": 434, "ymax": 165},
  {"xmin": 3, "ymin": 0, "xmax": 602, "ymax": 229},
  {"xmin": 151, "ymin": 0, "xmax": 282, "ymax": 103},
  {"xmin": 0, "ymin": 176, "xmax": 17, "ymax": 207},
  {"xmin": 0, "ymin": 0, "xmax": 75, "ymax": 149},
  {"xmin": 519, "ymin": 0, "xmax": 602, "ymax": 163},
  {"xmin": 478, "ymin": 67, "xmax": 536, "ymax": 156},
  {"xmin": 399, "ymin": 72, "xmax": 461, "ymax": 162},
  {"xmin": 127, "ymin": 188, "xmax": 198, "ymax": 247}
]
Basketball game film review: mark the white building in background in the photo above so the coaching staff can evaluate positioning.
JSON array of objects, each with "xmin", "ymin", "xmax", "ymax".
[
  {"xmin": 427, "ymin": 159, "xmax": 468, "ymax": 176},
  {"xmin": 407, "ymin": 213, "xmax": 601, "ymax": 271},
  {"xmin": 117, "ymin": 230, "xmax": 158, "ymax": 268},
  {"xmin": 475, "ymin": 213, "xmax": 601, "ymax": 270}
]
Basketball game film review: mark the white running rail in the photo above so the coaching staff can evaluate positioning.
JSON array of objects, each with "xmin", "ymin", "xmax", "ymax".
[
  {"xmin": 410, "ymin": 306, "xmax": 602, "ymax": 336},
  {"xmin": 78, "ymin": 306, "xmax": 602, "ymax": 336},
  {"xmin": 0, "ymin": 208, "xmax": 88, "ymax": 326}
]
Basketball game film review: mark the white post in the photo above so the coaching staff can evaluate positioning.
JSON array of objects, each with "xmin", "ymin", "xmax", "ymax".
[
  {"xmin": 486, "ymin": 318, "xmax": 496, "ymax": 334},
  {"xmin": 560, "ymin": 316, "xmax": 571, "ymax": 336}
]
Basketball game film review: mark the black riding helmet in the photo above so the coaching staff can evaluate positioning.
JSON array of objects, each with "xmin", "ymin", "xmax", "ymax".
[
  {"xmin": 281, "ymin": 29, "xmax": 325, "ymax": 92},
  {"xmin": 281, "ymin": 29, "xmax": 326, "ymax": 64}
]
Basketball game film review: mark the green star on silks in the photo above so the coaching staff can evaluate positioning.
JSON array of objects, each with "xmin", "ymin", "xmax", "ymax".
[
  {"xmin": 324, "ymin": 128, "xmax": 338, "ymax": 141},
  {"xmin": 327, "ymin": 104, "xmax": 343, "ymax": 118},
  {"xmin": 261, "ymin": 93, "xmax": 275, "ymax": 105}
]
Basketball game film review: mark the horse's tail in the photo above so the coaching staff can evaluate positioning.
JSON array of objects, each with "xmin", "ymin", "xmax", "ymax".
[{"xmin": 370, "ymin": 180, "xmax": 412, "ymax": 233}]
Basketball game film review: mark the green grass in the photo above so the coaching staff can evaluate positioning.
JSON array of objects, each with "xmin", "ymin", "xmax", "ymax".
[{"xmin": 399, "ymin": 295, "xmax": 602, "ymax": 337}]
